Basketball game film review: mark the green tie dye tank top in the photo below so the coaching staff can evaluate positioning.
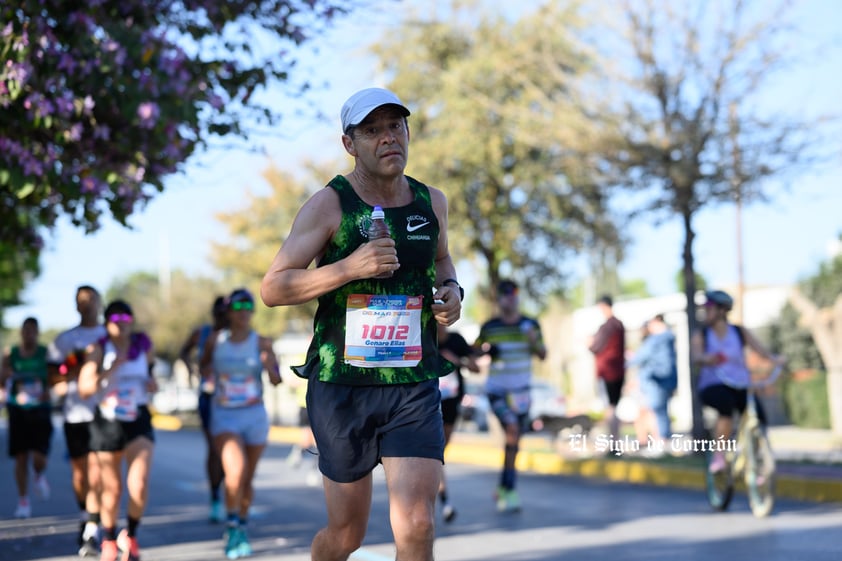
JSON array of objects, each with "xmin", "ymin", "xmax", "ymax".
[{"xmin": 292, "ymin": 175, "xmax": 452, "ymax": 385}]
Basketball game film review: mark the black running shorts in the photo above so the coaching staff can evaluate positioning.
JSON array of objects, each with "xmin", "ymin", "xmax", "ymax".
[
  {"xmin": 90, "ymin": 406, "xmax": 155, "ymax": 452},
  {"xmin": 63, "ymin": 420, "xmax": 93, "ymax": 459},
  {"xmin": 307, "ymin": 378, "xmax": 444, "ymax": 483},
  {"xmin": 8, "ymin": 406, "xmax": 53, "ymax": 457}
]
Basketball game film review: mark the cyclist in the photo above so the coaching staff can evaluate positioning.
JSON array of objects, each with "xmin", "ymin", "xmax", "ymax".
[{"xmin": 690, "ymin": 290, "xmax": 784, "ymax": 473}]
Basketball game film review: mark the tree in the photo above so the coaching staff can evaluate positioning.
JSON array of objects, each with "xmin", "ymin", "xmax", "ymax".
[
  {"xmin": 788, "ymin": 238, "xmax": 842, "ymax": 434},
  {"xmin": 0, "ymin": 0, "xmax": 356, "ymax": 311},
  {"xmin": 597, "ymin": 0, "xmax": 836, "ymax": 437},
  {"xmin": 211, "ymin": 163, "xmax": 328, "ymax": 337},
  {"xmin": 371, "ymin": 1, "xmax": 623, "ymax": 305}
]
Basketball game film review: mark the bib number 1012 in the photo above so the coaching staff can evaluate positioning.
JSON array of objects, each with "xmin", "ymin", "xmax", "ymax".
[{"xmin": 360, "ymin": 324, "xmax": 409, "ymax": 341}]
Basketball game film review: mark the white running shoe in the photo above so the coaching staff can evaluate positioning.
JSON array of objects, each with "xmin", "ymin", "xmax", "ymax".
[
  {"xmin": 442, "ymin": 503, "xmax": 457, "ymax": 523},
  {"xmin": 14, "ymin": 500, "xmax": 31, "ymax": 519},
  {"xmin": 34, "ymin": 474, "xmax": 51, "ymax": 500}
]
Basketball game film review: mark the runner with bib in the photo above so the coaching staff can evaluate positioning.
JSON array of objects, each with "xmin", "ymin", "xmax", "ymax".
[
  {"xmin": 200, "ymin": 288, "xmax": 282, "ymax": 560},
  {"xmin": 78, "ymin": 300, "xmax": 157, "ymax": 561}
]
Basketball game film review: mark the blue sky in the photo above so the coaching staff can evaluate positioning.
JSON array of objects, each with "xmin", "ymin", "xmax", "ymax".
[{"xmin": 4, "ymin": 0, "xmax": 842, "ymax": 331}]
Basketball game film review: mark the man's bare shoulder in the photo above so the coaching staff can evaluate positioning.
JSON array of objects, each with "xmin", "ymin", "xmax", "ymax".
[{"xmin": 286, "ymin": 186, "xmax": 341, "ymax": 237}]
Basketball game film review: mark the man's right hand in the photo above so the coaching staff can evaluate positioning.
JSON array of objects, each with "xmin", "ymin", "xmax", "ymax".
[{"xmin": 349, "ymin": 238, "xmax": 400, "ymax": 279}]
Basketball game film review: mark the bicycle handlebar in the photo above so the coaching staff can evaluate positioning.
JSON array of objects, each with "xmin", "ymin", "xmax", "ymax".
[{"xmin": 711, "ymin": 364, "xmax": 784, "ymax": 390}]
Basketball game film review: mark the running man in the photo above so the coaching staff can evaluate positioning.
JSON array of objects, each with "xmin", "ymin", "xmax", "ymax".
[
  {"xmin": 475, "ymin": 279, "xmax": 546, "ymax": 512},
  {"xmin": 48, "ymin": 285, "xmax": 107, "ymax": 556},
  {"xmin": 1, "ymin": 317, "xmax": 53, "ymax": 518},
  {"xmin": 260, "ymin": 87, "xmax": 462, "ymax": 561}
]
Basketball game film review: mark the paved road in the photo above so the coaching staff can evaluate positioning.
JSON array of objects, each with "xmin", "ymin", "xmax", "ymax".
[{"xmin": 1, "ymin": 427, "xmax": 840, "ymax": 561}]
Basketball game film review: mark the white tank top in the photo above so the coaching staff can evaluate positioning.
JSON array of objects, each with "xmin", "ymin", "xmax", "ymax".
[
  {"xmin": 99, "ymin": 337, "xmax": 150, "ymax": 421},
  {"xmin": 698, "ymin": 324, "xmax": 749, "ymax": 390},
  {"xmin": 213, "ymin": 330, "xmax": 263, "ymax": 408}
]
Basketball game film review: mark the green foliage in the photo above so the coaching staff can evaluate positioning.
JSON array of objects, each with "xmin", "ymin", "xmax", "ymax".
[
  {"xmin": 675, "ymin": 269, "xmax": 707, "ymax": 293},
  {"xmin": 211, "ymin": 163, "xmax": 327, "ymax": 337},
  {"xmin": 372, "ymin": 1, "xmax": 624, "ymax": 307},
  {"xmin": 769, "ymin": 303, "xmax": 825, "ymax": 373},
  {"xmin": 0, "ymin": 0, "xmax": 356, "ymax": 307},
  {"xmin": 781, "ymin": 370, "xmax": 831, "ymax": 429},
  {"xmin": 800, "ymin": 235, "xmax": 842, "ymax": 307},
  {"xmin": 620, "ymin": 279, "xmax": 651, "ymax": 300}
]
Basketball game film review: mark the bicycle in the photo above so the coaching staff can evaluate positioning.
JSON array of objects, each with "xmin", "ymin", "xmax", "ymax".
[{"xmin": 704, "ymin": 364, "xmax": 783, "ymax": 518}]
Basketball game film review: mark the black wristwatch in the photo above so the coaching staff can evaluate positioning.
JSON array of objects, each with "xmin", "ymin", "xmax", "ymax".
[{"xmin": 442, "ymin": 278, "xmax": 464, "ymax": 301}]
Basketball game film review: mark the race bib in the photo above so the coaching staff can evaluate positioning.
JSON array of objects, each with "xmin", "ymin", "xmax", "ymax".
[
  {"xmin": 439, "ymin": 371, "xmax": 460, "ymax": 399},
  {"xmin": 14, "ymin": 380, "xmax": 44, "ymax": 407},
  {"xmin": 217, "ymin": 374, "xmax": 260, "ymax": 408},
  {"xmin": 344, "ymin": 294, "xmax": 423, "ymax": 368},
  {"xmin": 100, "ymin": 388, "xmax": 139, "ymax": 421},
  {"xmin": 506, "ymin": 388, "xmax": 531, "ymax": 415}
]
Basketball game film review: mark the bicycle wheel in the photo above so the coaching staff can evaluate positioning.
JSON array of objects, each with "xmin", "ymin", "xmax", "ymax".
[
  {"xmin": 745, "ymin": 426, "xmax": 776, "ymax": 517},
  {"xmin": 704, "ymin": 450, "xmax": 734, "ymax": 511}
]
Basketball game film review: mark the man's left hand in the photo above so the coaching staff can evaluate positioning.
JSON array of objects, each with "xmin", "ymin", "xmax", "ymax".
[{"xmin": 432, "ymin": 285, "xmax": 461, "ymax": 326}]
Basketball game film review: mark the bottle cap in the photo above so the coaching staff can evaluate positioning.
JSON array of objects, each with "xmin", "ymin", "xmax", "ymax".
[{"xmin": 371, "ymin": 206, "xmax": 385, "ymax": 219}]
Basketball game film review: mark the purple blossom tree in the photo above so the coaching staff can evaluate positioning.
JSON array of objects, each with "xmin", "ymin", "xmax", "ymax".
[{"xmin": 0, "ymin": 0, "xmax": 355, "ymax": 310}]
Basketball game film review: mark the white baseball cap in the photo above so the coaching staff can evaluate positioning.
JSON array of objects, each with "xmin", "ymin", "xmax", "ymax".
[{"xmin": 341, "ymin": 87, "xmax": 410, "ymax": 133}]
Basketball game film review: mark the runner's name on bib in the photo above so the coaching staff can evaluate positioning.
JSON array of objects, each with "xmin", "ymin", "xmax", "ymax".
[
  {"xmin": 14, "ymin": 380, "xmax": 44, "ymax": 407},
  {"xmin": 100, "ymin": 387, "xmax": 138, "ymax": 421},
  {"xmin": 344, "ymin": 294, "xmax": 423, "ymax": 368},
  {"xmin": 217, "ymin": 373, "xmax": 260, "ymax": 408}
]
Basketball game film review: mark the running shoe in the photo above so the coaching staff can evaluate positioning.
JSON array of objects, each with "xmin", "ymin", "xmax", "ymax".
[
  {"xmin": 209, "ymin": 499, "xmax": 225, "ymax": 523},
  {"xmin": 34, "ymin": 474, "xmax": 50, "ymax": 500},
  {"xmin": 78, "ymin": 535, "xmax": 100, "ymax": 558},
  {"xmin": 225, "ymin": 526, "xmax": 243, "ymax": 560},
  {"xmin": 442, "ymin": 503, "xmax": 457, "ymax": 523},
  {"xmin": 116, "ymin": 529, "xmax": 140, "ymax": 561},
  {"xmin": 285, "ymin": 445, "xmax": 303, "ymax": 468},
  {"xmin": 505, "ymin": 489, "xmax": 521, "ymax": 512},
  {"xmin": 496, "ymin": 489, "xmax": 521, "ymax": 513},
  {"xmin": 14, "ymin": 499, "xmax": 31, "ymax": 519},
  {"xmin": 236, "ymin": 527, "xmax": 252, "ymax": 558},
  {"xmin": 99, "ymin": 540, "xmax": 118, "ymax": 561}
]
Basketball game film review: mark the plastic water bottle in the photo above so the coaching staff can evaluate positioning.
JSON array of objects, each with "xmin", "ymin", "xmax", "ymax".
[{"xmin": 367, "ymin": 206, "xmax": 393, "ymax": 278}]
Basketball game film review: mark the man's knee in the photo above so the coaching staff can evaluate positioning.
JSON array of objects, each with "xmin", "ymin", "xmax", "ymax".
[{"xmin": 320, "ymin": 523, "xmax": 367, "ymax": 557}]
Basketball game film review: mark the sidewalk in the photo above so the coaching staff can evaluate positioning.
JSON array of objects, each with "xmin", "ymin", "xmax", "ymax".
[{"xmin": 152, "ymin": 413, "xmax": 842, "ymax": 505}]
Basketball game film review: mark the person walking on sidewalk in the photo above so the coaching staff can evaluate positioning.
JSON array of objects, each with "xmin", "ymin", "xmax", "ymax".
[
  {"xmin": 691, "ymin": 290, "xmax": 785, "ymax": 473},
  {"xmin": 79, "ymin": 300, "xmax": 158, "ymax": 561},
  {"xmin": 475, "ymin": 279, "xmax": 546, "ymax": 513},
  {"xmin": 179, "ymin": 294, "xmax": 228, "ymax": 523},
  {"xmin": 199, "ymin": 288, "xmax": 282, "ymax": 560},
  {"xmin": 437, "ymin": 323, "xmax": 479, "ymax": 522},
  {"xmin": 1, "ymin": 317, "xmax": 53, "ymax": 519},
  {"xmin": 48, "ymin": 285, "xmax": 107, "ymax": 556},
  {"xmin": 629, "ymin": 314, "xmax": 677, "ymax": 444},
  {"xmin": 260, "ymin": 87, "xmax": 462, "ymax": 561},
  {"xmin": 588, "ymin": 294, "xmax": 626, "ymax": 438}
]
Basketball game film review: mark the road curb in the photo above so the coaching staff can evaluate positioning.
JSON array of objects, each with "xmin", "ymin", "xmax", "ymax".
[
  {"xmin": 155, "ymin": 415, "xmax": 842, "ymax": 505},
  {"xmin": 444, "ymin": 440, "xmax": 842, "ymax": 504}
]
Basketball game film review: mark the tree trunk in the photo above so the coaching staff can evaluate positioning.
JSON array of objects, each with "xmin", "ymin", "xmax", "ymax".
[
  {"xmin": 680, "ymin": 210, "xmax": 706, "ymax": 439},
  {"xmin": 789, "ymin": 288, "xmax": 842, "ymax": 435}
]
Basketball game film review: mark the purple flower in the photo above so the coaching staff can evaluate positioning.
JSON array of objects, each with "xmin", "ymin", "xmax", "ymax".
[
  {"xmin": 94, "ymin": 124, "xmax": 111, "ymax": 140},
  {"xmin": 66, "ymin": 123, "xmax": 83, "ymax": 142},
  {"xmin": 57, "ymin": 53, "xmax": 76, "ymax": 72},
  {"xmin": 137, "ymin": 101, "xmax": 160, "ymax": 129}
]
